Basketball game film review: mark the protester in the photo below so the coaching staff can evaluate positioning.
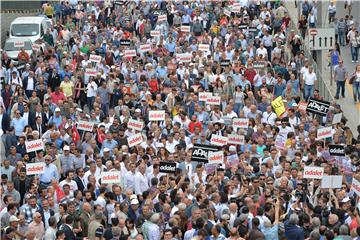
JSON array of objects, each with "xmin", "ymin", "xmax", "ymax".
[{"xmin": 1, "ymin": 1, "xmax": 360, "ymax": 240}]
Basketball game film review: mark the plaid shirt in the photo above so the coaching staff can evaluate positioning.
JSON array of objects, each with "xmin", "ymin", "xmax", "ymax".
[{"xmin": 22, "ymin": 204, "xmax": 39, "ymax": 224}]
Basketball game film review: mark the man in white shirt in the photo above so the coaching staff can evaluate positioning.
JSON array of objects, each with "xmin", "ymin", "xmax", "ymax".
[
  {"xmin": 302, "ymin": 66, "xmax": 317, "ymax": 100},
  {"xmin": 165, "ymin": 134, "xmax": 179, "ymax": 154},
  {"xmin": 134, "ymin": 164, "xmax": 149, "ymax": 195},
  {"xmin": 262, "ymin": 106, "xmax": 277, "ymax": 126},
  {"xmin": 124, "ymin": 163, "xmax": 137, "ymax": 192},
  {"xmin": 59, "ymin": 170, "xmax": 78, "ymax": 195}
]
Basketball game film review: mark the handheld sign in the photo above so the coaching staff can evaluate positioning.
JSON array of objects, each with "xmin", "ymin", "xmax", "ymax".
[
  {"xmin": 159, "ymin": 161, "xmax": 176, "ymax": 173},
  {"xmin": 152, "ymin": 9, "xmax": 167, "ymax": 16},
  {"xmin": 127, "ymin": 119, "xmax": 144, "ymax": 131},
  {"xmin": 101, "ymin": 171, "xmax": 121, "ymax": 184},
  {"xmin": 85, "ymin": 68, "xmax": 97, "ymax": 77},
  {"xmin": 25, "ymin": 139, "xmax": 44, "ymax": 153},
  {"xmin": 208, "ymin": 151, "xmax": 224, "ymax": 164},
  {"xmin": 149, "ymin": 110, "xmax": 165, "ymax": 121},
  {"xmin": 306, "ymin": 98, "xmax": 330, "ymax": 116},
  {"xmin": 298, "ymin": 101, "xmax": 308, "ymax": 112},
  {"xmin": 124, "ymin": 49, "xmax": 137, "ymax": 57},
  {"xmin": 321, "ymin": 175, "xmax": 342, "ymax": 189},
  {"xmin": 253, "ymin": 61, "xmax": 266, "ymax": 69},
  {"xmin": 176, "ymin": 53, "xmax": 192, "ymax": 62},
  {"xmin": 317, "ymin": 126, "xmax": 333, "ymax": 140},
  {"xmin": 77, "ymin": 120, "xmax": 95, "ymax": 132},
  {"xmin": 198, "ymin": 92, "xmax": 212, "ymax": 102},
  {"xmin": 89, "ymin": 54, "xmax": 102, "ymax": 63},
  {"xmin": 303, "ymin": 166, "xmax": 324, "ymax": 179},
  {"xmin": 220, "ymin": 60, "xmax": 230, "ymax": 67},
  {"xmin": 150, "ymin": 30, "xmax": 161, "ymax": 37},
  {"xmin": 232, "ymin": 118, "xmax": 249, "ymax": 129},
  {"xmin": 228, "ymin": 134, "xmax": 244, "ymax": 145},
  {"xmin": 26, "ymin": 162, "xmax": 45, "ymax": 175},
  {"xmin": 206, "ymin": 95, "xmax": 221, "ymax": 105},
  {"xmin": 352, "ymin": 178, "xmax": 360, "ymax": 196},
  {"xmin": 332, "ymin": 113, "xmax": 342, "ymax": 125},
  {"xmin": 210, "ymin": 135, "xmax": 228, "ymax": 146},
  {"xmin": 120, "ymin": 39, "xmax": 131, "ymax": 46},
  {"xmin": 191, "ymin": 144, "xmax": 219, "ymax": 163},
  {"xmin": 328, "ymin": 144, "xmax": 345, "ymax": 156},
  {"xmin": 127, "ymin": 133, "xmax": 143, "ymax": 148},
  {"xmin": 139, "ymin": 44, "xmax": 152, "ymax": 52},
  {"xmin": 271, "ymin": 96, "xmax": 286, "ymax": 117},
  {"xmin": 198, "ymin": 44, "xmax": 210, "ymax": 52},
  {"xmin": 157, "ymin": 14, "xmax": 167, "ymax": 22},
  {"xmin": 181, "ymin": 25, "xmax": 191, "ymax": 32},
  {"xmin": 224, "ymin": 8, "xmax": 231, "ymax": 17}
]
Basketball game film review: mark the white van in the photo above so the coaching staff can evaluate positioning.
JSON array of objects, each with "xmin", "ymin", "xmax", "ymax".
[{"xmin": 9, "ymin": 16, "xmax": 52, "ymax": 43}]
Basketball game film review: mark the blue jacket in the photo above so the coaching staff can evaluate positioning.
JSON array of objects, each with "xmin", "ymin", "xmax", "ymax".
[{"xmin": 284, "ymin": 221, "xmax": 304, "ymax": 240}]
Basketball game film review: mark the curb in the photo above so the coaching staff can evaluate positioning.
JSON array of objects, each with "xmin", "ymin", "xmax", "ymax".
[{"xmin": 0, "ymin": 9, "xmax": 41, "ymax": 14}]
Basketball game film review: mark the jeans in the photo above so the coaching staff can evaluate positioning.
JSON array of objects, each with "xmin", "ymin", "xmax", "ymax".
[
  {"xmin": 233, "ymin": 103, "xmax": 244, "ymax": 115},
  {"xmin": 338, "ymin": 32, "xmax": 346, "ymax": 46},
  {"xmin": 303, "ymin": 84, "xmax": 314, "ymax": 100},
  {"xmin": 87, "ymin": 96, "xmax": 95, "ymax": 112},
  {"xmin": 353, "ymin": 81, "xmax": 360, "ymax": 101},
  {"xmin": 351, "ymin": 46, "xmax": 359, "ymax": 61},
  {"xmin": 335, "ymin": 81, "xmax": 345, "ymax": 98}
]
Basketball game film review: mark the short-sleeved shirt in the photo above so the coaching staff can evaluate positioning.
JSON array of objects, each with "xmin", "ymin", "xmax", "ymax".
[{"xmin": 334, "ymin": 65, "xmax": 347, "ymax": 82}]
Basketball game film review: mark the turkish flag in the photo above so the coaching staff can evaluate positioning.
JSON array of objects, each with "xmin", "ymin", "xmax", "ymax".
[
  {"xmin": 97, "ymin": 128, "xmax": 106, "ymax": 144},
  {"xmin": 72, "ymin": 124, "xmax": 80, "ymax": 143}
]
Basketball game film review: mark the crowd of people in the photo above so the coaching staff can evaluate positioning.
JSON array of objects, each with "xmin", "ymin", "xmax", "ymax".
[{"xmin": 1, "ymin": 0, "xmax": 360, "ymax": 240}]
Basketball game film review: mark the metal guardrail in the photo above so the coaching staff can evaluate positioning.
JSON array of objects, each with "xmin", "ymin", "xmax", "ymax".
[{"xmin": 285, "ymin": 4, "xmax": 335, "ymax": 103}]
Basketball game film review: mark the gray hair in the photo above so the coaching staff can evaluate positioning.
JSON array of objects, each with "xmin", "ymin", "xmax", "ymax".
[
  {"xmin": 311, "ymin": 217, "xmax": 321, "ymax": 228},
  {"xmin": 309, "ymin": 230, "xmax": 320, "ymax": 240},
  {"xmin": 339, "ymin": 225, "xmax": 349, "ymax": 235},
  {"xmin": 150, "ymin": 213, "xmax": 160, "ymax": 224},
  {"xmin": 289, "ymin": 214, "xmax": 299, "ymax": 225}
]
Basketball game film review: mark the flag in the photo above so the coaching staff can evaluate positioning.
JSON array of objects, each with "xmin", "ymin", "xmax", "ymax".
[
  {"xmin": 72, "ymin": 124, "xmax": 80, "ymax": 143},
  {"xmin": 97, "ymin": 128, "xmax": 106, "ymax": 144}
]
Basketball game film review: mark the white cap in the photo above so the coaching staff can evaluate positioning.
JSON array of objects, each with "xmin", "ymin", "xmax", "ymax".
[
  {"xmin": 229, "ymin": 145, "xmax": 236, "ymax": 152},
  {"xmin": 341, "ymin": 197, "xmax": 351, "ymax": 203},
  {"xmin": 63, "ymin": 145, "xmax": 70, "ymax": 151},
  {"xmin": 130, "ymin": 199, "xmax": 139, "ymax": 205},
  {"xmin": 9, "ymin": 215, "xmax": 20, "ymax": 222},
  {"xmin": 135, "ymin": 109, "xmax": 141, "ymax": 113},
  {"xmin": 76, "ymin": 108, "xmax": 83, "ymax": 112},
  {"xmin": 130, "ymin": 194, "xmax": 137, "ymax": 200},
  {"xmin": 55, "ymin": 107, "xmax": 61, "ymax": 112},
  {"xmin": 104, "ymin": 148, "xmax": 110, "ymax": 152}
]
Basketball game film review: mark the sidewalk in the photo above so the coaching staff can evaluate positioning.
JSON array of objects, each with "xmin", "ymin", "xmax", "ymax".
[{"xmin": 285, "ymin": 1, "xmax": 360, "ymax": 134}]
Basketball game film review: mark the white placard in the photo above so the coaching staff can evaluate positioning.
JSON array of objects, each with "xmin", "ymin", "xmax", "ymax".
[
  {"xmin": 101, "ymin": 171, "xmax": 121, "ymax": 184},
  {"xmin": 321, "ymin": 175, "xmax": 342, "ymax": 188},
  {"xmin": 176, "ymin": 53, "xmax": 192, "ymax": 63},
  {"xmin": 25, "ymin": 139, "xmax": 44, "ymax": 153},
  {"xmin": 198, "ymin": 92, "xmax": 212, "ymax": 102},
  {"xmin": 124, "ymin": 49, "xmax": 137, "ymax": 57},
  {"xmin": 14, "ymin": 41, "xmax": 25, "ymax": 48},
  {"xmin": 127, "ymin": 119, "xmax": 144, "ymax": 131},
  {"xmin": 89, "ymin": 54, "xmax": 102, "ymax": 63},
  {"xmin": 32, "ymin": 43, "xmax": 41, "ymax": 52},
  {"xmin": 127, "ymin": 133, "xmax": 143, "ymax": 148},
  {"xmin": 206, "ymin": 95, "xmax": 221, "ymax": 105},
  {"xmin": 228, "ymin": 134, "xmax": 244, "ymax": 145},
  {"xmin": 139, "ymin": 44, "xmax": 151, "ymax": 52},
  {"xmin": 77, "ymin": 120, "xmax": 95, "ymax": 132},
  {"xmin": 303, "ymin": 166, "xmax": 324, "ymax": 179},
  {"xmin": 181, "ymin": 25, "xmax": 191, "ymax": 32},
  {"xmin": 317, "ymin": 126, "xmax": 333, "ymax": 140},
  {"xmin": 231, "ymin": 5, "xmax": 241, "ymax": 13},
  {"xmin": 224, "ymin": 8, "xmax": 231, "ymax": 17},
  {"xmin": 198, "ymin": 44, "xmax": 210, "ymax": 52},
  {"xmin": 150, "ymin": 30, "xmax": 161, "ymax": 37},
  {"xmin": 208, "ymin": 151, "xmax": 224, "ymax": 164},
  {"xmin": 26, "ymin": 162, "xmax": 45, "ymax": 175},
  {"xmin": 158, "ymin": 14, "xmax": 167, "ymax": 22},
  {"xmin": 232, "ymin": 118, "xmax": 249, "ymax": 129},
  {"xmin": 85, "ymin": 68, "xmax": 97, "ymax": 77},
  {"xmin": 332, "ymin": 113, "xmax": 342, "ymax": 125},
  {"xmin": 352, "ymin": 178, "xmax": 360, "ymax": 196},
  {"xmin": 210, "ymin": 134, "xmax": 228, "ymax": 146},
  {"xmin": 149, "ymin": 110, "xmax": 165, "ymax": 121}
]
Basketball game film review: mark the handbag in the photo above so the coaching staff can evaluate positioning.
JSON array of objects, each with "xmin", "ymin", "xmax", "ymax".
[{"xmin": 349, "ymin": 73, "xmax": 356, "ymax": 84}]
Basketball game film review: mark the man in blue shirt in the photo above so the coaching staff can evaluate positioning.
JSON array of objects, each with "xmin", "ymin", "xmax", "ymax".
[
  {"xmin": 39, "ymin": 156, "xmax": 59, "ymax": 187},
  {"xmin": 11, "ymin": 110, "xmax": 26, "ymax": 137}
]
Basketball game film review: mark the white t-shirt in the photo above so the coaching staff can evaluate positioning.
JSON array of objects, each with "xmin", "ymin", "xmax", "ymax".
[
  {"xmin": 303, "ymin": 71, "xmax": 317, "ymax": 85},
  {"xmin": 256, "ymin": 47, "xmax": 268, "ymax": 57}
]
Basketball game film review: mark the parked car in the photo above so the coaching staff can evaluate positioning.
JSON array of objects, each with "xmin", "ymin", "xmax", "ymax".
[
  {"xmin": 3, "ymin": 38, "xmax": 33, "ymax": 61},
  {"xmin": 9, "ymin": 16, "xmax": 51, "ymax": 43}
]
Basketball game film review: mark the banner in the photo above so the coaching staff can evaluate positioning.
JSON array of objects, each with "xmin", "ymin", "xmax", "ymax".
[
  {"xmin": 124, "ymin": 50, "xmax": 137, "ymax": 57},
  {"xmin": 25, "ymin": 139, "xmax": 44, "ymax": 153},
  {"xmin": 191, "ymin": 144, "xmax": 219, "ymax": 163},
  {"xmin": 220, "ymin": 60, "xmax": 230, "ymax": 67},
  {"xmin": 159, "ymin": 161, "xmax": 176, "ymax": 173},
  {"xmin": 352, "ymin": 178, "xmax": 360, "ymax": 196},
  {"xmin": 210, "ymin": 135, "xmax": 228, "ymax": 146},
  {"xmin": 317, "ymin": 126, "xmax": 333, "ymax": 140},
  {"xmin": 150, "ymin": 30, "xmax": 161, "ymax": 37},
  {"xmin": 181, "ymin": 25, "xmax": 191, "ymax": 32},
  {"xmin": 253, "ymin": 61, "xmax": 266, "ymax": 69},
  {"xmin": 275, "ymin": 134, "xmax": 286, "ymax": 150},
  {"xmin": 89, "ymin": 54, "xmax": 102, "ymax": 63},
  {"xmin": 198, "ymin": 44, "xmax": 210, "ymax": 52},
  {"xmin": 157, "ymin": 14, "xmax": 167, "ymax": 22},
  {"xmin": 120, "ymin": 39, "xmax": 131, "ymax": 46},
  {"xmin": 77, "ymin": 120, "xmax": 95, "ymax": 132},
  {"xmin": 199, "ymin": 92, "xmax": 212, "ymax": 102},
  {"xmin": 85, "ymin": 68, "xmax": 97, "ymax": 77},
  {"xmin": 208, "ymin": 151, "xmax": 224, "ymax": 164},
  {"xmin": 127, "ymin": 119, "xmax": 144, "ymax": 131},
  {"xmin": 26, "ymin": 162, "xmax": 45, "ymax": 175},
  {"xmin": 101, "ymin": 171, "xmax": 121, "ymax": 184},
  {"xmin": 228, "ymin": 134, "xmax": 244, "ymax": 145},
  {"xmin": 127, "ymin": 133, "xmax": 143, "ymax": 148},
  {"xmin": 206, "ymin": 95, "xmax": 221, "ymax": 105},
  {"xmin": 328, "ymin": 144, "xmax": 345, "ymax": 156},
  {"xmin": 176, "ymin": 53, "xmax": 192, "ymax": 62},
  {"xmin": 271, "ymin": 96, "xmax": 286, "ymax": 117},
  {"xmin": 139, "ymin": 44, "xmax": 152, "ymax": 52},
  {"xmin": 321, "ymin": 175, "xmax": 342, "ymax": 188},
  {"xmin": 306, "ymin": 98, "xmax": 330, "ymax": 116},
  {"xmin": 149, "ymin": 110, "xmax": 165, "ymax": 121},
  {"xmin": 232, "ymin": 118, "xmax": 249, "ymax": 129},
  {"xmin": 303, "ymin": 166, "xmax": 324, "ymax": 179}
]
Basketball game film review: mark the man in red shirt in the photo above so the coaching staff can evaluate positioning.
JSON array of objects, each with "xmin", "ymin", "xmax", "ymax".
[
  {"xmin": 244, "ymin": 64, "xmax": 257, "ymax": 85},
  {"xmin": 51, "ymin": 87, "xmax": 66, "ymax": 105},
  {"xmin": 188, "ymin": 115, "xmax": 202, "ymax": 133}
]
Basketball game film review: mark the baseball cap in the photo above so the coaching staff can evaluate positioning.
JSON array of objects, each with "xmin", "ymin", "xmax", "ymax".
[
  {"xmin": 341, "ymin": 197, "xmax": 351, "ymax": 203},
  {"xmin": 9, "ymin": 216, "xmax": 20, "ymax": 222},
  {"xmin": 63, "ymin": 145, "xmax": 70, "ymax": 151},
  {"xmin": 131, "ymin": 199, "xmax": 139, "ymax": 205},
  {"xmin": 55, "ymin": 108, "xmax": 61, "ymax": 112},
  {"xmin": 103, "ymin": 148, "xmax": 110, "ymax": 152}
]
